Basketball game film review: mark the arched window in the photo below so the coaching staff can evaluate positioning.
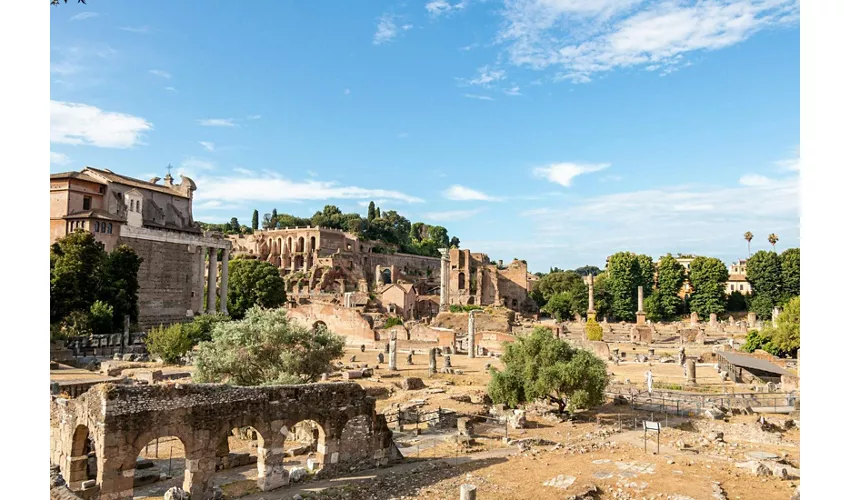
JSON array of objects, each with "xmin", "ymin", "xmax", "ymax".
[
  {"xmin": 458, "ymin": 272, "xmax": 465, "ymax": 289},
  {"xmin": 107, "ymin": 223, "xmax": 113, "ymax": 234},
  {"xmin": 94, "ymin": 221, "xmax": 100, "ymax": 232}
]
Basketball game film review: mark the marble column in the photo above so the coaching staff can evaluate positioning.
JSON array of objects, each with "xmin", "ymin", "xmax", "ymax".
[
  {"xmin": 587, "ymin": 275, "xmax": 595, "ymax": 315},
  {"xmin": 468, "ymin": 311, "xmax": 476, "ymax": 358},
  {"xmin": 207, "ymin": 247, "xmax": 218, "ymax": 312},
  {"xmin": 220, "ymin": 249, "xmax": 230, "ymax": 316},
  {"xmin": 197, "ymin": 246, "xmax": 207, "ymax": 313},
  {"xmin": 637, "ymin": 286, "xmax": 644, "ymax": 312},
  {"xmin": 438, "ymin": 248, "xmax": 449, "ymax": 311},
  {"xmin": 388, "ymin": 332, "xmax": 398, "ymax": 371}
]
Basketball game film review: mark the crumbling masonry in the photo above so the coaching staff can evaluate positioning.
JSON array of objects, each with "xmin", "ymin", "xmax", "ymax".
[{"xmin": 50, "ymin": 383, "xmax": 399, "ymax": 499}]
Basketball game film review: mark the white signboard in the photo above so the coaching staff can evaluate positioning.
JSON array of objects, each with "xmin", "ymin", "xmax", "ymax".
[{"xmin": 644, "ymin": 421, "xmax": 660, "ymax": 432}]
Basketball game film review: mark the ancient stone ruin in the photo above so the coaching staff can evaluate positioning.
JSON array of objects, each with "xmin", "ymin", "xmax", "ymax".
[{"xmin": 50, "ymin": 382, "xmax": 399, "ymax": 499}]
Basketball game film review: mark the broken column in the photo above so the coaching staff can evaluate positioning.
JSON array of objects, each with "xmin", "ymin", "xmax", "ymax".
[
  {"xmin": 388, "ymin": 333, "xmax": 398, "ymax": 371},
  {"xmin": 460, "ymin": 484, "xmax": 477, "ymax": 500},
  {"xmin": 685, "ymin": 359, "xmax": 697, "ymax": 386},
  {"xmin": 709, "ymin": 313, "xmax": 718, "ymax": 329},
  {"xmin": 636, "ymin": 285, "xmax": 646, "ymax": 325},
  {"xmin": 468, "ymin": 311, "xmax": 476, "ymax": 358},
  {"xmin": 747, "ymin": 311, "xmax": 757, "ymax": 328},
  {"xmin": 690, "ymin": 311, "xmax": 699, "ymax": 326},
  {"xmin": 428, "ymin": 348, "xmax": 437, "ymax": 376}
]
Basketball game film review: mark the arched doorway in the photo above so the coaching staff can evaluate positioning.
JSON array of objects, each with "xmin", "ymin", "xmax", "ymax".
[
  {"xmin": 67, "ymin": 425, "xmax": 96, "ymax": 487},
  {"xmin": 458, "ymin": 272, "xmax": 465, "ymax": 289},
  {"xmin": 285, "ymin": 420, "xmax": 327, "ymax": 472},
  {"xmin": 310, "ymin": 236, "xmax": 316, "ymax": 252},
  {"xmin": 132, "ymin": 436, "xmax": 188, "ymax": 499},
  {"xmin": 297, "ymin": 237, "xmax": 305, "ymax": 252},
  {"xmin": 380, "ymin": 268, "xmax": 392, "ymax": 285}
]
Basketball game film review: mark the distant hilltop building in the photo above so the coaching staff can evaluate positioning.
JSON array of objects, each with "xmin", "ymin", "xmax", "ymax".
[{"xmin": 50, "ymin": 167, "xmax": 231, "ymax": 328}]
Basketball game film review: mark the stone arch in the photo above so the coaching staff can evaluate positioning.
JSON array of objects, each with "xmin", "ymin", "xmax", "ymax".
[
  {"xmin": 297, "ymin": 237, "xmax": 305, "ymax": 252},
  {"xmin": 216, "ymin": 420, "xmax": 282, "ymax": 492},
  {"xmin": 67, "ymin": 424, "xmax": 96, "ymax": 485},
  {"xmin": 129, "ymin": 433, "xmax": 192, "ymax": 499},
  {"xmin": 458, "ymin": 272, "xmax": 466, "ymax": 289},
  {"xmin": 312, "ymin": 320, "xmax": 327, "ymax": 331},
  {"xmin": 466, "ymin": 297, "xmax": 475, "ymax": 305},
  {"xmin": 380, "ymin": 268, "xmax": 392, "ymax": 285},
  {"xmin": 287, "ymin": 237, "xmax": 293, "ymax": 253},
  {"xmin": 310, "ymin": 236, "xmax": 316, "ymax": 252},
  {"xmin": 286, "ymin": 419, "xmax": 328, "ymax": 467},
  {"xmin": 338, "ymin": 415, "xmax": 374, "ymax": 463},
  {"xmin": 278, "ymin": 237, "xmax": 284, "ymax": 255}
]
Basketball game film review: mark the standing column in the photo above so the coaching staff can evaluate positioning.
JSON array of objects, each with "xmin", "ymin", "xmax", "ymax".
[
  {"xmin": 220, "ymin": 248, "xmax": 230, "ymax": 316},
  {"xmin": 207, "ymin": 247, "xmax": 218, "ymax": 312},
  {"xmin": 587, "ymin": 275, "xmax": 595, "ymax": 316},
  {"xmin": 468, "ymin": 311, "xmax": 476, "ymax": 358},
  {"xmin": 197, "ymin": 246, "xmax": 207, "ymax": 313},
  {"xmin": 388, "ymin": 333, "xmax": 398, "ymax": 371},
  {"xmin": 636, "ymin": 285, "xmax": 646, "ymax": 325},
  {"xmin": 438, "ymin": 248, "xmax": 449, "ymax": 311}
]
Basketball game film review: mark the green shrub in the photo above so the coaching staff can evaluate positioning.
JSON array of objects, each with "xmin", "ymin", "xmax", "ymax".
[
  {"xmin": 449, "ymin": 304, "xmax": 484, "ymax": 313},
  {"xmin": 59, "ymin": 310, "xmax": 93, "ymax": 337},
  {"xmin": 89, "ymin": 300, "xmax": 114, "ymax": 335},
  {"xmin": 585, "ymin": 314, "xmax": 603, "ymax": 341},
  {"xmin": 145, "ymin": 323, "xmax": 193, "ymax": 364},
  {"xmin": 384, "ymin": 317, "xmax": 404, "ymax": 328},
  {"xmin": 185, "ymin": 313, "xmax": 230, "ymax": 344}
]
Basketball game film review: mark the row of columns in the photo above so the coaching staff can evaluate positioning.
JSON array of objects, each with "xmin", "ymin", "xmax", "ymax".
[{"xmin": 197, "ymin": 246, "xmax": 229, "ymax": 315}]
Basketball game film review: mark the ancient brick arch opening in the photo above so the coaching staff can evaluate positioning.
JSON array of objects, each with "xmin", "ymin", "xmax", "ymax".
[
  {"xmin": 297, "ymin": 237, "xmax": 305, "ymax": 252},
  {"xmin": 133, "ymin": 435, "xmax": 188, "ymax": 498},
  {"xmin": 67, "ymin": 424, "xmax": 96, "ymax": 487}
]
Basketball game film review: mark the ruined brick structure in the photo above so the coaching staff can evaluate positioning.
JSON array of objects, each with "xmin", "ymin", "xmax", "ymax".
[
  {"xmin": 446, "ymin": 249, "xmax": 537, "ymax": 313},
  {"xmin": 51, "ymin": 383, "xmax": 398, "ymax": 499},
  {"xmin": 50, "ymin": 168, "xmax": 232, "ymax": 329},
  {"xmin": 229, "ymin": 228, "xmax": 440, "ymax": 296}
]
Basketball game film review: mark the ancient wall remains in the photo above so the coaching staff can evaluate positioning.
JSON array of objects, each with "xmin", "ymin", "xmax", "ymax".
[
  {"xmin": 286, "ymin": 302, "xmax": 376, "ymax": 345},
  {"xmin": 51, "ymin": 383, "xmax": 398, "ymax": 499}
]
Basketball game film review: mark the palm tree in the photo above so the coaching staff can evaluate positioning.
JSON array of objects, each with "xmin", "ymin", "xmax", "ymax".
[
  {"xmin": 744, "ymin": 231, "xmax": 753, "ymax": 257},
  {"xmin": 768, "ymin": 233, "xmax": 779, "ymax": 251}
]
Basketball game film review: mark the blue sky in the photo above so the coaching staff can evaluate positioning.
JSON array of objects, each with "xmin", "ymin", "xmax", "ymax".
[{"xmin": 49, "ymin": 1, "xmax": 800, "ymax": 273}]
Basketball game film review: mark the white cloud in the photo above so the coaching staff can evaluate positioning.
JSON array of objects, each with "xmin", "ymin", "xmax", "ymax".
[
  {"xmin": 197, "ymin": 118, "xmax": 236, "ymax": 127},
  {"xmin": 233, "ymin": 168, "xmax": 256, "ymax": 176},
  {"xmin": 504, "ymin": 86, "xmax": 522, "ymax": 96},
  {"xmin": 120, "ymin": 26, "xmax": 151, "ymax": 34},
  {"xmin": 50, "ymin": 100, "xmax": 153, "ymax": 149},
  {"xmin": 775, "ymin": 147, "xmax": 800, "ymax": 171},
  {"xmin": 193, "ymin": 175, "xmax": 424, "ymax": 205},
  {"xmin": 373, "ymin": 14, "xmax": 412, "ymax": 45},
  {"xmin": 199, "ymin": 141, "xmax": 215, "ymax": 152},
  {"xmin": 149, "ymin": 69, "xmax": 171, "ymax": 79},
  {"xmin": 246, "ymin": 115, "xmax": 262, "ymax": 120},
  {"xmin": 165, "ymin": 86, "xmax": 178, "ymax": 92},
  {"xmin": 601, "ymin": 174, "xmax": 623, "ymax": 182},
  {"xmin": 463, "ymin": 65, "xmax": 506, "ymax": 86},
  {"xmin": 516, "ymin": 174, "xmax": 799, "ymax": 267},
  {"xmin": 464, "ymin": 93, "xmax": 494, "ymax": 100},
  {"xmin": 739, "ymin": 174, "xmax": 774, "ymax": 186},
  {"xmin": 50, "ymin": 151, "xmax": 71, "ymax": 166},
  {"xmin": 421, "ymin": 208, "xmax": 486, "ymax": 222},
  {"xmin": 70, "ymin": 12, "xmax": 98, "ymax": 21},
  {"xmin": 426, "ymin": 1, "xmax": 469, "ymax": 17},
  {"xmin": 496, "ymin": 0, "xmax": 800, "ymax": 82},
  {"xmin": 532, "ymin": 162, "xmax": 610, "ymax": 187},
  {"xmin": 307, "ymin": 170, "xmax": 318, "ymax": 177},
  {"xmin": 443, "ymin": 185, "xmax": 500, "ymax": 201}
]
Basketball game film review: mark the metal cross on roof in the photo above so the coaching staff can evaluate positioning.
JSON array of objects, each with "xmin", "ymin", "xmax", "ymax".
[{"xmin": 166, "ymin": 163, "xmax": 173, "ymax": 176}]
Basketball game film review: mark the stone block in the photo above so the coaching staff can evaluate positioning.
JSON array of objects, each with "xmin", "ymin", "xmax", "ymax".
[{"xmin": 402, "ymin": 377, "xmax": 425, "ymax": 390}]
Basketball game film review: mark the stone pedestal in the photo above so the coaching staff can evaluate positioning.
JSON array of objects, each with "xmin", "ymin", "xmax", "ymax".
[
  {"xmin": 630, "ymin": 325, "xmax": 652, "ymax": 344},
  {"xmin": 747, "ymin": 311, "xmax": 757, "ymax": 328},
  {"xmin": 636, "ymin": 311, "xmax": 646, "ymax": 326}
]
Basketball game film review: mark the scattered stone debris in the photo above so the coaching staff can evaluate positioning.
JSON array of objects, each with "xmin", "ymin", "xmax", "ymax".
[
  {"xmin": 566, "ymin": 483, "xmax": 600, "ymax": 500},
  {"xmin": 543, "ymin": 474, "xmax": 577, "ymax": 489},
  {"xmin": 164, "ymin": 487, "xmax": 189, "ymax": 500},
  {"xmin": 402, "ymin": 377, "xmax": 425, "ymax": 390}
]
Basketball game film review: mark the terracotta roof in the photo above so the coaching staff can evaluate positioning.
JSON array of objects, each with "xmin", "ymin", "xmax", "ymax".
[
  {"xmin": 83, "ymin": 167, "xmax": 190, "ymax": 198},
  {"xmin": 728, "ymin": 274, "xmax": 749, "ymax": 282},
  {"xmin": 63, "ymin": 209, "xmax": 125, "ymax": 222},
  {"xmin": 717, "ymin": 351, "xmax": 791, "ymax": 376},
  {"xmin": 50, "ymin": 171, "xmax": 106, "ymax": 184},
  {"xmin": 398, "ymin": 283, "xmax": 415, "ymax": 293}
]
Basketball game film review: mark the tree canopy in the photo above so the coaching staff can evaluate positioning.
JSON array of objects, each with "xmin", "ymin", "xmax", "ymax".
[
  {"xmin": 226, "ymin": 259, "xmax": 287, "ymax": 319},
  {"xmin": 605, "ymin": 252, "xmax": 654, "ymax": 321},
  {"xmin": 687, "ymin": 256, "xmax": 729, "ymax": 319},
  {"xmin": 194, "ymin": 307, "xmax": 346, "ymax": 385},
  {"xmin": 531, "ymin": 271, "xmax": 587, "ymax": 309},
  {"xmin": 742, "ymin": 296, "xmax": 799, "ymax": 357},
  {"xmin": 651, "ymin": 254, "xmax": 686, "ymax": 321},
  {"xmin": 488, "ymin": 327, "xmax": 608, "ymax": 414},
  {"xmin": 747, "ymin": 250, "xmax": 787, "ymax": 319}
]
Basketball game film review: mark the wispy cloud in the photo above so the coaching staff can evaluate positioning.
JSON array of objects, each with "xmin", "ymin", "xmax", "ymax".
[
  {"xmin": 775, "ymin": 146, "xmax": 800, "ymax": 171},
  {"xmin": 70, "ymin": 12, "xmax": 98, "ymax": 21},
  {"xmin": 119, "ymin": 26, "xmax": 151, "ymax": 34},
  {"xmin": 397, "ymin": 132, "xmax": 410, "ymax": 139},
  {"xmin": 533, "ymin": 162, "xmax": 610, "ymax": 187},
  {"xmin": 165, "ymin": 86, "xmax": 177, "ymax": 92},
  {"xmin": 199, "ymin": 141, "xmax": 215, "ymax": 152},
  {"xmin": 307, "ymin": 170, "xmax": 319, "ymax": 178},
  {"xmin": 601, "ymin": 174, "xmax": 623, "ymax": 182},
  {"xmin": 464, "ymin": 93, "xmax": 494, "ymax": 101},
  {"xmin": 50, "ymin": 151, "xmax": 71, "ymax": 166},
  {"xmin": 50, "ymin": 100, "xmax": 153, "ymax": 149},
  {"xmin": 422, "ymin": 208, "xmax": 486, "ymax": 222},
  {"xmin": 426, "ymin": 1, "xmax": 469, "ymax": 17},
  {"xmin": 461, "ymin": 65, "xmax": 506, "ymax": 86},
  {"xmin": 193, "ymin": 174, "xmax": 425, "ymax": 205},
  {"xmin": 246, "ymin": 115, "xmax": 261, "ymax": 120},
  {"xmin": 443, "ymin": 185, "xmax": 500, "ymax": 201},
  {"xmin": 739, "ymin": 174, "xmax": 774, "ymax": 186},
  {"xmin": 495, "ymin": 0, "xmax": 800, "ymax": 83},
  {"xmin": 504, "ymin": 85, "xmax": 522, "ymax": 96},
  {"xmin": 149, "ymin": 69, "xmax": 171, "ymax": 79},
  {"xmin": 197, "ymin": 118, "xmax": 236, "ymax": 127},
  {"xmin": 373, "ymin": 14, "xmax": 413, "ymax": 45}
]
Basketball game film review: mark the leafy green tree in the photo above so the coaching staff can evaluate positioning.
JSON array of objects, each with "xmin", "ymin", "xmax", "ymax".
[
  {"xmin": 194, "ymin": 307, "xmax": 346, "ymax": 385},
  {"xmin": 449, "ymin": 236, "xmax": 460, "ymax": 248},
  {"xmin": 50, "ymin": 230, "xmax": 104, "ymax": 323},
  {"xmin": 769, "ymin": 296, "xmax": 800, "ymax": 356},
  {"xmin": 427, "ymin": 225, "xmax": 450, "ymax": 248},
  {"xmin": 726, "ymin": 291, "xmax": 748, "ymax": 312},
  {"xmin": 488, "ymin": 328, "xmax": 608, "ymax": 414},
  {"xmin": 101, "ymin": 244, "xmax": 143, "ymax": 329},
  {"xmin": 688, "ymin": 256, "xmax": 729, "ymax": 319},
  {"xmin": 409, "ymin": 222, "xmax": 427, "ymax": 242},
  {"xmin": 89, "ymin": 300, "xmax": 114, "ymax": 335},
  {"xmin": 367, "ymin": 201, "xmax": 377, "ymax": 221},
  {"xmin": 741, "ymin": 329, "xmax": 778, "ymax": 355},
  {"xmin": 145, "ymin": 323, "xmax": 194, "ymax": 364},
  {"xmin": 543, "ymin": 292, "xmax": 584, "ymax": 322},
  {"xmin": 606, "ymin": 252, "xmax": 653, "ymax": 321},
  {"xmin": 230, "ymin": 217, "xmax": 241, "ymax": 233},
  {"xmin": 262, "ymin": 213, "xmax": 273, "ymax": 229},
  {"xmin": 653, "ymin": 254, "xmax": 686, "ymax": 321},
  {"xmin": 252, "ymin": 210, "xmax": 259, "ymax": 230},
  {"xmin": 227, "ymin": 259, "xmax": 286, "ymax": 319},
  {"xmin": 591, "ymin": 272, "xmax": 612, "ymax": 320},
  {"xmin": 184, "ymin": 313, "xmax": 230, "ymax": 345},
  {"xmin": 532, "ymin": 271, "xmax": 586, "ymax": 307},
  {"xmin": 780, "ymin": 248, "xmax": 800, "ymax": 299},
  {"xmin": 747, "ymin": 250, "xmax": 784, "ymax": 313},
  {"xmin": 574, "ymin": 265, "xmax": 602, "ymax": 277}
]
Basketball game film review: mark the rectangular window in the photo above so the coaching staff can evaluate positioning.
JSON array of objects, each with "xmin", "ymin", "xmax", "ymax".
[{"xmin": 83, "ymin": 196, "xmax": 92, "ymax": 210}]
